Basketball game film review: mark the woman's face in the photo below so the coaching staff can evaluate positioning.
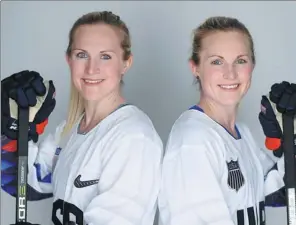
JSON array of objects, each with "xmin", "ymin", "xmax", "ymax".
[
  {"xmin": 67, "ymin": 23, "xmax": 132, "ymax": 102},
  {"xmin": 191, "ymin": 31, "xmax": 254, "ymax": 108}
]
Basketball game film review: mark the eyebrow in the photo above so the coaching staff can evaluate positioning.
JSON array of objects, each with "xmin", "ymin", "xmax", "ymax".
[
  {"xmin": 72, "ymin": 48, "xmax": 116, "ymax": 54},
  {"xmin": 207, "ymin": 54, "xmax": 249, "ymax": 59}
]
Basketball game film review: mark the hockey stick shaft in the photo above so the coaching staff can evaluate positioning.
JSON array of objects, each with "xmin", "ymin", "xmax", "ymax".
[
  {"xmin": 283, "ymin": 114, "xmax": 296, "ymax": 225},
  {"xmin": 16, "ymin": 106, "xmax": 29, "ymax": 222}
]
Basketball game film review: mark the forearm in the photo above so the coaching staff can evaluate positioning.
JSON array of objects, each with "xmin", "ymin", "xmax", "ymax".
[{"xmin": 1, "ymin": 135, "xmax": 54, "ymax": 200}]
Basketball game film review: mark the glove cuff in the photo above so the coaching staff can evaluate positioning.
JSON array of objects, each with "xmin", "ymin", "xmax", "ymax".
[{"xmin": 1, "ymin": 115, "xmax": 49, "ymax": 143}]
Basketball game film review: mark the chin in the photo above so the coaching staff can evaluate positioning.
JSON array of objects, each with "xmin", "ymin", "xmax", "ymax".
[
  {"xmin": 220, "ymin": 93, "xmax": 244, "ymax": 107},
  {"xmin": 77, "ymin": 89, "xmax": 103, "ymax": 102},
  {"xmin": 220, "ymin": 100, "xmax": 241, "ymax": 108},
  {"xmin": 82, "ymin": 93, "xmax": 104, "ymax": 102},
  {"xmin": 83, "ymin": 95, "xmax": 103, "ymax": 102}
]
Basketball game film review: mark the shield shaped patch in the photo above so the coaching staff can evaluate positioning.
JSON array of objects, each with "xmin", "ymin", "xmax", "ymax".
[{"xmin": 226, "ymin": 159, "xmax": 245, "ymax": 191}]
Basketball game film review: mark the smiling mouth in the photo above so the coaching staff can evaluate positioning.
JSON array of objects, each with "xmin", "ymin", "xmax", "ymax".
[
  {"xmin": 83, "ymin": 79, "xmax": 104, "ymax": 84},
  {"xmin": 218, "ymin": 84, "xmax": 240, "ymax": 90}
]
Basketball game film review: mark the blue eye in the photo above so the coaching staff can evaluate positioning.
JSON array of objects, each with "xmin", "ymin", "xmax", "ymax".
[
  {"xmin": 101, "ymin": 54, "xmax": 111, "ymax": 60},
  {"xmin": 76, "ymin": 52, "xmax": 88, "ymax": 59},
  {"xmin": 211, "ymin": 59, "xmax": 223, "ymax": 65},
  {"xmin": 236, "ymin": 58, "xmax": 247, "ymax": 64}
]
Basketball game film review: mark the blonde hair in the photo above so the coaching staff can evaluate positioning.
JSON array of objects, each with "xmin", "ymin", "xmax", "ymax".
[
  {"xmin": 62, "ymin": 11, "xmax": 132, "ymax": 135},
  {"xmin": 190, "ymin": 16, "xmax": 256, "ymax": 86}
]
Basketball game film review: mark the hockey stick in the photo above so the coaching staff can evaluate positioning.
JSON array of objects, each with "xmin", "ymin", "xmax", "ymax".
[
  {"xmin": 15, "ymin": 105, "xmax": 29, "ymax": 223},
  {"xmin": 283, "ymin": 113, "xmax": 296, "ymax": 225}
]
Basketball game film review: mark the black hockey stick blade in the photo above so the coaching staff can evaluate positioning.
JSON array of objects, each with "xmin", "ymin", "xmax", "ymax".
[
  {"xmin": 283, "ymin": 113, "xmax": 296, "ymax": 225},
  {"xmin": 16, "ymin": 106, "xmax": 29, "ymax": 223}
]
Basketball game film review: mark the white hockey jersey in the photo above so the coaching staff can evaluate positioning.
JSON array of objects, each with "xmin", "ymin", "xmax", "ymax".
[
  {"xmin": 27, "ymin": 104, "xmax": 163, "ymax": 225},
  {"xmin": 158, "ymin": 105, "xmax": 285, "ymax": 225}
]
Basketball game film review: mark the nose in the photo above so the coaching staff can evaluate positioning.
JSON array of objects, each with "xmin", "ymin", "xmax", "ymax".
[
  {"xmin": 223, "ymin": 64, "xmax": 238, "ymax": 80},
  {"xmin": 86, "ymin": 58, "xmax": 100, "ymax": 75}
]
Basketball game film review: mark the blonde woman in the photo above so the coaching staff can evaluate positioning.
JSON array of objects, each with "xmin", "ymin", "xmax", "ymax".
[
  {"xmin": 158, "ymin": 16, "xmax": 295, "ymax": 225},
  {"xmin": 2, "ymin": 11, "xmax": 163, "ymax": 225}
]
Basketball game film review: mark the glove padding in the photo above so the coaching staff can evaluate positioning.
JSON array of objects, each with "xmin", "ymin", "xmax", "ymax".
[
  {"xmin": 1, "ymin": 70, "xmax": 56, "ymax": 143},
  {"xmin": 259, "ymin": 81, "xmax": 296, "ymax": 157}
]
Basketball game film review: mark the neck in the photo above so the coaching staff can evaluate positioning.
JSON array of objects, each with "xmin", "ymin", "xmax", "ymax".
[
  {"xmin": 83, "ymin": 90, "xmax": 125, "ymax": 128},
  {"xmin": 198, "ymin": 96, "xmax": 238, "ymax": 136}
]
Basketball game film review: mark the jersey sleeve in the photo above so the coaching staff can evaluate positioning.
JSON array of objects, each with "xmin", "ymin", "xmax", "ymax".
[
  {"xmin": 239, "ymin": 123, "xmax": 286, "ymax": 207},
  {"xmin": 158, "ymin": 142, "xmax": 235, "ymax": 225},
  {"xmin": 257, "ymin": 148, "xmax": 286, "ymax": 207},
  {"xmin": 83, "ymin": 133, "xmax": 163, "ymax": 225},
  {"xmin": 1, "ymin": 121, "xmax": 65, "ymax": 200}
]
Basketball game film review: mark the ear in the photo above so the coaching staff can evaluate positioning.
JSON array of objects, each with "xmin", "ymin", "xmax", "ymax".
[
  {"xmin": 189, "ymin": 59, "xmax": 200, "ymax": 78},
  {"xmin": 122, "ymin": 54, "xmax": 133, "ymax": 75},
  {"xmin": 65, "ymin": 54, "xmax": 71, "ymax": 66}
]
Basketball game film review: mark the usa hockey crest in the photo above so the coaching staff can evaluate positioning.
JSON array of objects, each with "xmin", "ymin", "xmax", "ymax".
[{"xmin": 226, "ymin": 159, "xmax": 245, "ymax": 191}]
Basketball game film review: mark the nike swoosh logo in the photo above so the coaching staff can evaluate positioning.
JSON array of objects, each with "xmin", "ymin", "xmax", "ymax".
[{"xmin": 74, "ymin": 175, "xmax": 99, "ymax": 188}]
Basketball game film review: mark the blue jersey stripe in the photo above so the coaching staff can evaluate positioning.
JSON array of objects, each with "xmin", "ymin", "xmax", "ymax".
[
  {"xmin": 1, "ymin": 135, "xmax": 53, "ymax": 200},
  {"xmin": 34, "ymin": 163, "xmax": 52, "ymax": 183}
]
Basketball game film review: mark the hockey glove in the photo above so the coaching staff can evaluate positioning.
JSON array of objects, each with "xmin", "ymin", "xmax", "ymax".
[
  {"xmin": 1, "ymin": 70, "xmax": 56, "ymax": 144},
  {"xmin": 259, "ymin": 81, "xmax": 296, "ymax": 157}
]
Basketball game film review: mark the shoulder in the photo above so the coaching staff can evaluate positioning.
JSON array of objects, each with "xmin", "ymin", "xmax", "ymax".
[
  {"xmin": 104, "ymin": 104, "xmax": 163, "ymax": 151},
  {"xmin": 167, "ymin": 109, "xmax": 225, "ymax": 149},
  {"xmin": 97, "ymin": 105, "xmax": 163, "ymax": 164},
  {"xmin": 55, "ymin": 120, "xmax": 66, "ymax": 136},
  {"xmin": 119, "ymin": 105, "xmax": 157, "ymax": 129},
  {"xmin": 42, "ymin": 120, "xmax": 66, "ymax": 144},
  {"xmin": 165, "ymin": 109, "xmax": 258, "ymax": 162},
  {"xmin": 115, "ymin": 105, "xmax": 161, "ymax": 139},
  {"xmin": 163, "ymin": 109, "xmax": 226, "ymax": 175}
]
